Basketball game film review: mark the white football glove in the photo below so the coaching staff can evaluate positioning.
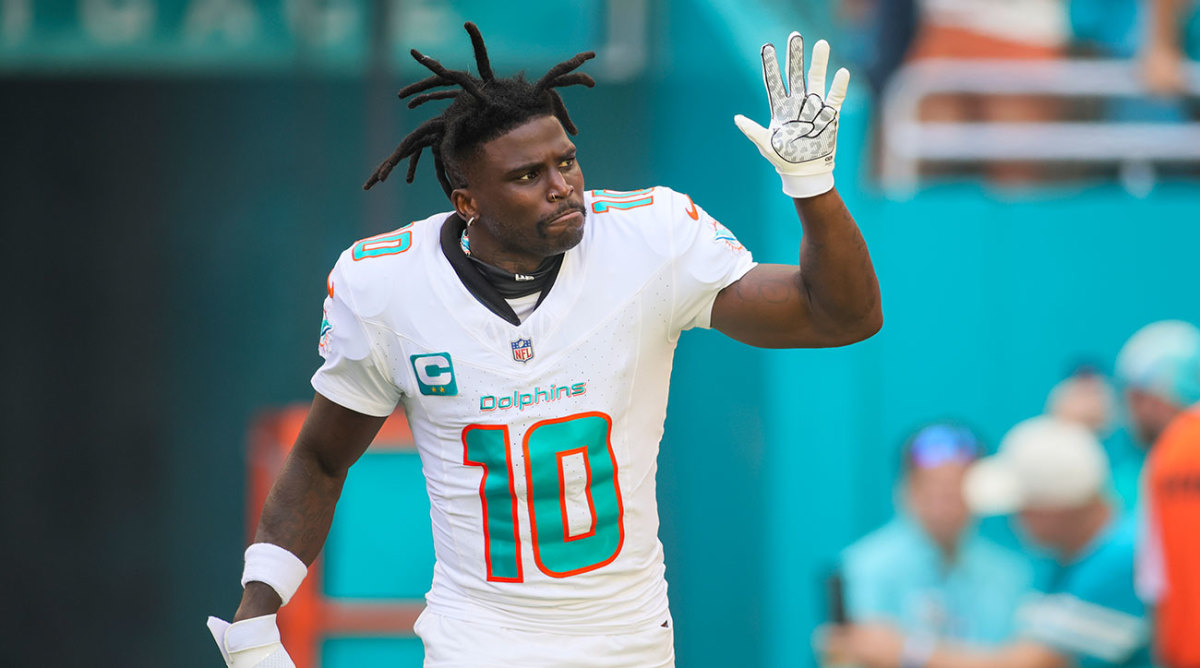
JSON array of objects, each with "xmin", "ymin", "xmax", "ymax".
[
  {"xmin": 207, "ymin": 615, "xmax": 296, "ymax": 668},
  {"xmin": 735, "ymin": 32, "xmax": 850, "ymax": 198}
]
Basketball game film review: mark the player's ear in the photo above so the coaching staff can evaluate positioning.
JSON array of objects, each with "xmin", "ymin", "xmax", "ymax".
[{"xmin": 451, "ymin": 188, "xmax": 477, "ymax": 222}]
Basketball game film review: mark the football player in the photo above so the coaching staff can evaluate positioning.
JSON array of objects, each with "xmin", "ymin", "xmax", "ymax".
[{"xmin": 209, "ymin": 23, "xmax": 880, "ymax": 667}]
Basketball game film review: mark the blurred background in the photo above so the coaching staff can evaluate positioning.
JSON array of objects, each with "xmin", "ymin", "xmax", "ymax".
[{"xmin": 3, "ymin": 0, "xmax": 1199, "ymax": 666}]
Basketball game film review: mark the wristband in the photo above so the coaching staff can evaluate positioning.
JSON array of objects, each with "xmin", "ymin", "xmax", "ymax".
[
  {"xmin": 241, "ymin": 543, "xmax": 308, "ymax": 606},
  {"xmin": 780, "ymin": 172, "xmax": 835, "ymax": 199}
]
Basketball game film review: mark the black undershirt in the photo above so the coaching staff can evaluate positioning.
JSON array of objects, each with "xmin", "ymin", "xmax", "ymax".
[{"xmin": 439, "ymin": 215, "xmax": 563, "ymax": 326}]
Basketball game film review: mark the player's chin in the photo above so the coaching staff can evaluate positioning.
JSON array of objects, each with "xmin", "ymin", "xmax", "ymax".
[
  {"xmin": 546, "ymin": 224, "xmax": 586, "ymax": 255},
  {"xmin": 539, "ymin": 211, "xmax": 587, "ymax": 250}
]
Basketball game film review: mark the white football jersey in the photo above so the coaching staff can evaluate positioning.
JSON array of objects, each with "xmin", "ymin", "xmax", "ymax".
[{"xmin": 312, "ymin": 186, "xmax": 755, "ymax": 634}]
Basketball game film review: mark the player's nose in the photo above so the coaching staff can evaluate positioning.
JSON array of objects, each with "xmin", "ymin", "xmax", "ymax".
[{"xmin": 546, "ymin": 168, "xmax": 573, "ymax": 201}]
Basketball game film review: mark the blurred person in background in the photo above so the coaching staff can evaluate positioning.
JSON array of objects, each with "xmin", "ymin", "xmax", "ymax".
[
  {"xmin": 835, "ymin": 0, "xmax": 920, "ymax": 179},
  {"xmin": 1045, "ymin": 364, "xmax": 1118, "ymax": 437},
  {"xmin": 907, "ymin": 0, "xmax": 1068, "ymax": 65},
  {"xmin": 906, "ymin": 0, "xmax": 1070, "ymax": 182},
  {"xmin": 1136, "ymin": 350, "xmax": 1200, "ymax": 667},
  {"xmin": 1115, "ymin": 320, "xmax": 1200, "ymax": 449},
  {"xmin": 1104, "ymin": 320, "xmax": 1200, "ymax": 512},
  {"xmin": 837, "ymin": 0, "xmax": 919, "ymax": 98},
  {"xmin": 826, "ymin": 416, "xmax": 1151, "ymax": 668},
  {"xmin": 838, "ymin": 423, "xmax": 1032, "ymax": 646},
  {"xmin": 1069, "ymin": 0, "xmax": 1198, "ymax": 128},
  {"xmin": 1044, "ymin": 363, "xmax": 1139, "ymax": 508},
  {"xmin": 1140, "ymin": 0, "xmax": 1200, "ymax": 97}
]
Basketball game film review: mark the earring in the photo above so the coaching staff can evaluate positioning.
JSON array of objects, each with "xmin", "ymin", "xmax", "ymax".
[{"xmin": 467, "ymin": 216, "xmax": 476, "ymax": 227}]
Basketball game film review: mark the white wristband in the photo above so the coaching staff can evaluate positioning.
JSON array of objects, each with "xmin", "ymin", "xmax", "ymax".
[
  {"xmin": 780, "ymin": 172, "xmax": 835, "ymax": 199},
  {"xmin": 241, "ymin": 543, "xmax": 308, "ymax": 606}
]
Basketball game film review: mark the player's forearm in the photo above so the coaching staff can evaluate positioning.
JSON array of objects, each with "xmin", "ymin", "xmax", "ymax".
[
  {"xmin": 233, "ymin": 446, "xmax": 348, "ymax": 621},
  {"xmin": 253, "ymin": 444, "xmax": 348, "ymax": 562},
  {"xmin": 794, "ymin": 188, "xmax": 882, "ymax": 343}
]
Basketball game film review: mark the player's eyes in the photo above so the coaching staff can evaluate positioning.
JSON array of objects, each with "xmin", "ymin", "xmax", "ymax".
[{"xmin": 515, "ymin": 157, "xmax": 574, "ymax": 182}]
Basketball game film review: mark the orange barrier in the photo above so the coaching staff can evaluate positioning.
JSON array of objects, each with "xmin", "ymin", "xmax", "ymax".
[{"xmin": 246, "ymin": 405, "xmax": 424, "ymax": 668}]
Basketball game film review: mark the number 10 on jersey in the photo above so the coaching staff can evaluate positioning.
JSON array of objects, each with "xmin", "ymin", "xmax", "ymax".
[{"xmin": 462, "ymin": 412, "xmax": 625, "ymax": 581}]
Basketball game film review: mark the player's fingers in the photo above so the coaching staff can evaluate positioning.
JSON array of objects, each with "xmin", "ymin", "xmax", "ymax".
[
  {"xmin": 760, "ymin": 42, "xmax": 784, "ymax": 112},
  {"xmin": 799, "ymin": 93, "xmax": 823, "ymax": 123},
  {"xmin": 785, "ymin": 31, "xmax": 805, "ymax": 97},
  {"xmin": 734, "ymin": 114, "xmax": 772, "ymax": 147},
  {"xmin": 811, "ymin": 105, "xmax": 837, "ymax": 136},
  {"xmin": 826, "ymin": 67, "xmax": 851, "ymax": 112},
  {"xmin": 807, "ymin": 39, "xmax": 830, "ymax": 100}
]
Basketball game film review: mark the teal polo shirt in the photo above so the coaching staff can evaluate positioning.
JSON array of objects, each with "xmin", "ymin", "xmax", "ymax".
[
  {"xmin": 1017, "ymin": 515, "xmax": 1152, "ymax": 667},
  {"xmin": 841, "ymin": 515, "xmax": 1034, "ymax": 644}
]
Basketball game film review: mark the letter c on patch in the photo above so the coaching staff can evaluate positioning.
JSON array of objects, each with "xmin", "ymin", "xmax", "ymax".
[
  {"xmin": 416, "ymin": 357, "xmax": 451, "ymax": 385},
  {"xmin": 410, "ymin": 352, "xmax": 458, "ymax": 396}
]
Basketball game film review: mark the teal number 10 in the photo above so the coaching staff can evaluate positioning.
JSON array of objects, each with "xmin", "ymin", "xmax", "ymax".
[{"xmin": 462, "ymin": 411, "xmax": 625, "ymax": 581}]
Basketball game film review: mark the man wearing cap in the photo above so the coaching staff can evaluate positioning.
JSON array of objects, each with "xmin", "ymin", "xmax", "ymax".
[
  {"xmin": 1101, "ymin": 321, "xmax": 1200, "ymax": 510},
  {"xmin": 826, "ymin": 416, "xmax": 1152, "ymax": 668},
  {"xmin": 1116, "ymin": 320, "xmax": 1200, "ymax": 450},
  {"xmin": 1111, "ymin": 320, "xmax": 1200, "ymax": 667},
  {"xmin": 838, "ymin": 423, "xmax": 1032, "ymax": 645},
  {"xmin": 1137, "ymin": 347, "xmax": 1200, "ymax": 668}
]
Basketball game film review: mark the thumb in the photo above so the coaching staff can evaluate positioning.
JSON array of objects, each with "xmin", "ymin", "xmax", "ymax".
[{"xmin": 734, "ymin": 114, "xmax": 772, "ymax": 148}]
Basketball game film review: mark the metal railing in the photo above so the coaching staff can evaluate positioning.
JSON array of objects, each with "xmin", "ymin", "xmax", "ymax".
[{"xmin": 879, "ymin": 59, "xmax": 1200, "ymax": 194}]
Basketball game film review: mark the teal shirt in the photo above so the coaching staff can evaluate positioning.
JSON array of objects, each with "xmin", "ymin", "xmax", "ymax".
[
  {"xmin": 841, "ymin": 516, "xmax": 1033, "ymax": 645},
  {"xmin": 1105, "ymin": 427, "xmax": 1148, "ymax": 514},
  {"xmin": 1018, "ymin": 515, "xmax": 1152, "ymax": 668}
]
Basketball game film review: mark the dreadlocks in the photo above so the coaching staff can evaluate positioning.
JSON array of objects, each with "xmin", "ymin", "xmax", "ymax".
[{"xmin": 363, "ymin": 22, "xmax": 596, "ymax": 198}]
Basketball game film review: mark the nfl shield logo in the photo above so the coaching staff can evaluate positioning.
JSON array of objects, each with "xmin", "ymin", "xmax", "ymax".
[{"xmin": 511, "ymin": 338, "xmax": 534, "ymax": 363}]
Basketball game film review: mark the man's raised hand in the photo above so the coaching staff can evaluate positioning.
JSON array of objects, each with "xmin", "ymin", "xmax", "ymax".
[{"xmin": 735, "ymin": 32, "xmax": 850, "ymax": 198}]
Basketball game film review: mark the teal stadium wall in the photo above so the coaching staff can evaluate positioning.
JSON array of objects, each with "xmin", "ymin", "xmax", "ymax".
[{"xmin": 4, "ymin": 1, "xmax": 1200, "ymax": 666}]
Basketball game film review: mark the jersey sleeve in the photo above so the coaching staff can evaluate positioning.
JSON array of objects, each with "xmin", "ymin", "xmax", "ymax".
[
  {"xmin": 666, "ymin": 189, "xmax": 757, "ymax": 331},
  {"xmin": 310, "ymin": 254, "xmax": 402, "ymax": 417},
  {"xmin": 1016, "ymin": 522, "xmax": 1149, "ymax": 665}
]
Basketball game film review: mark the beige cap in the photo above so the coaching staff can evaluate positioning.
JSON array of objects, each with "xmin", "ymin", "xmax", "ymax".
[{"xmin": 964, "ymin": 416, "xmax": 1109, "ymax": 515}]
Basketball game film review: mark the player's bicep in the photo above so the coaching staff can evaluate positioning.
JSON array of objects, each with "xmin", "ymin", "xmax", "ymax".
[
  {"xmin": 711, "ymin": 263, "xmax": 841, "ymax": 348},
  {"xmin": 293, "ymin": 393, "xmax": 388, "ymax": 476}
]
